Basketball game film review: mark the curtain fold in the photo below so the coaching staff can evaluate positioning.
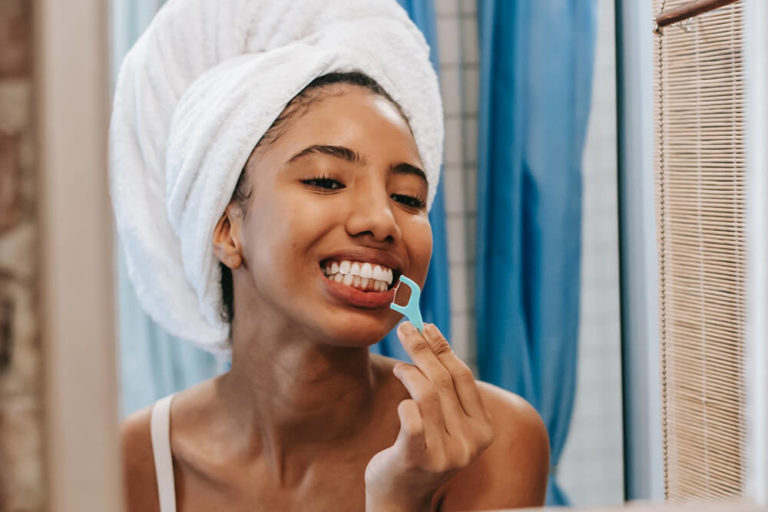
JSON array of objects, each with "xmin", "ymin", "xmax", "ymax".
[
  {"xmin": 475, "ymin": 0, "xmax": 596, "ymax": 505},
  {"xmin": 371, "ymin": 0, "xmax": 452, "ymax": 360}
]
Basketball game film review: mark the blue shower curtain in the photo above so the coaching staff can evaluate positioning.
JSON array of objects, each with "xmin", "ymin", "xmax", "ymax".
[
  {"xmin": 371, "ymin": 0, "xmax": 452, "ymax": 360},
  {"xmin": 475, "ymin": 0, "xmax": 596, "ymax": 505},
  {"xmin": 116, "ymin": 0, "xmax": 450, "ymax": 414}
]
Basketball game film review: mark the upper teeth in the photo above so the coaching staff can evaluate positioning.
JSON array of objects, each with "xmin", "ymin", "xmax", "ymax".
[{"xmin": 323, "ymin": 260, "xmax": 394, "ymax": 289}]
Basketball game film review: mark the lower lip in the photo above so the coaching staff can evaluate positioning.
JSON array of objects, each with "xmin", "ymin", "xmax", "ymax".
[{"xmin": 320, "ymin": 270, "xmax": 397, "ymax": 309}]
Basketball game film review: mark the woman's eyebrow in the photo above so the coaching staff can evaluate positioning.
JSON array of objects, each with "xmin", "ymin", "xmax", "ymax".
[
  {"xmin": 391, "ymin": 162, "xmax": 427, "ymax": 185},
  {"xmin": 287, "ymin": 144, "xmax": 427, "ymax": 184},
  {"xmin": 287, "ymin": 144, "xmax": 364, "ymax": 164}
]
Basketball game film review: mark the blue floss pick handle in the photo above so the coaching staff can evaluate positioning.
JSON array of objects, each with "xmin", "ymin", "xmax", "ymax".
[{"xmin": 389, "ymin": 275, "xmax": 424, "ymax": 334}]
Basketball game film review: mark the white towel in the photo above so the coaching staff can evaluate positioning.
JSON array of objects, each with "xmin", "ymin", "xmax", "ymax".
[{"xmin": 109, "ymin": 0, "xmax": 444, "ymax": 355}]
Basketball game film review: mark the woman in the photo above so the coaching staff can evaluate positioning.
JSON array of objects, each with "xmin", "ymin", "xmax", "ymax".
[{"xmin": 113, "ymin": 2, "xmax": 549, "ymax": 511}]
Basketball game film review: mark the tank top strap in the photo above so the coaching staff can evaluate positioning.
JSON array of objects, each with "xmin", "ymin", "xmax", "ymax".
[{"xmin": 150, "ymin": 394, "xmax": 177, "ymax": 512}]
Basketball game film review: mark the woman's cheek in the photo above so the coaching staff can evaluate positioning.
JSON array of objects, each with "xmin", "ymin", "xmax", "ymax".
[
  {"xmin": 403, "ymin": 214, "xmax": 433, "ymax": 281},
  {"xmin": 246, "ymin": 199, "xmax": 300, "ymax": 275}
]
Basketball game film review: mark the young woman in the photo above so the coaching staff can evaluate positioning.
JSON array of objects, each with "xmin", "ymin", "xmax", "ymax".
[
  {"xmin": 120, "ymin": 72, "xmax": 549, "ymax": 512},
  {"xmin": 113, "ymin": 2, "xmax": 549, "ymax": 510}
]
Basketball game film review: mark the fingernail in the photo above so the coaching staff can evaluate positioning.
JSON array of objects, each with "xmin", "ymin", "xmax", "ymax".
[{"xmin": 425, "ymin": 323, "xmax": 437, "ymax": 337}]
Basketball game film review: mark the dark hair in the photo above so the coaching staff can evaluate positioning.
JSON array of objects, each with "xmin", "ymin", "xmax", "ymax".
[{"xmin": 219, "ymin": 72, "xmax": 401, "ymax": 323}]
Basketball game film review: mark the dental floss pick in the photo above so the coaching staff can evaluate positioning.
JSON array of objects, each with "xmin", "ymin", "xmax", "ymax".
[{"xmin": 389, "ymin": 275, "xmax": 424, "ymax": 334}]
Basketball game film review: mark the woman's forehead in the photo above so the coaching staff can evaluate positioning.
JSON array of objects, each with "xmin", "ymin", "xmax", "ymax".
[{"xmin": 257, "ymin": 87, "xmax": 421, "ymax": 167}]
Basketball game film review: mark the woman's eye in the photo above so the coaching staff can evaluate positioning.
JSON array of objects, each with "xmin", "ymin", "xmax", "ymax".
[
  {"xmin": 391, "ymin": 194, "xmax": 426, "ymax": 209},
  {"xmin": 301, "ymin": 177, "xmax": 345, "ymax": 190}
]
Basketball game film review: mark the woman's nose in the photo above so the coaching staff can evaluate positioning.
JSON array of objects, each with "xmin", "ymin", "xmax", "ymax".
[{"xmin": 344, "ymin": 184, "xmax": 402, "ymax": 243}]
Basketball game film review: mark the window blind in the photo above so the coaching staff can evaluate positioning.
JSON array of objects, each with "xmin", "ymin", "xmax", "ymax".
[{"xmin": 654, "ymin": 0, "xmax": 746, "ymax": 501}]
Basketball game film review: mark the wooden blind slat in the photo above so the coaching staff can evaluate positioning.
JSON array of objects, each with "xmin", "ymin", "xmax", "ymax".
[{"xmin": 654, "ymin": 0, "xmax": 746, "ymax": 502}]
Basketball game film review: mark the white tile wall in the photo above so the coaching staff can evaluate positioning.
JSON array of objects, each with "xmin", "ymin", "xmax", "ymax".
[
  {"xmin": 436, "ymin": 0, "xmax": 477, "ymax": 370},
  {"xmin": 435, "ymin": 0, "xmax": 624, "ymax": 506},
  {"xmin": 555, "ymin": 0, "xmax": 625, "ymax": 506}
]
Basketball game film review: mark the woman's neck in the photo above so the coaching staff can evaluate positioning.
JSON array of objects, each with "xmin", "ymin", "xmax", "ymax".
[{"xmin": 217, "ymin": 312, "xmax": 383, "ymax": 483}]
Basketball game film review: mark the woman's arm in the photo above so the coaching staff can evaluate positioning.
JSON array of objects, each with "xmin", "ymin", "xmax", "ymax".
[{"xmin": 120, "ymin": 407, "xmax": 162, "ymax": 512}]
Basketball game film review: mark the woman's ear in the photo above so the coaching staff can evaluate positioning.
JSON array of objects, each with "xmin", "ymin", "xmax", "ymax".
[{"xmin": 213, "ymin": 204, "xmax": 244, "ymax": 270}]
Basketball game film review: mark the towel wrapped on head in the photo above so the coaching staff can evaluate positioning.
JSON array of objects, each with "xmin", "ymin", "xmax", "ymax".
[{"xmin": 109, "ymin": 0, "xmax": 444, "ymax": 355}]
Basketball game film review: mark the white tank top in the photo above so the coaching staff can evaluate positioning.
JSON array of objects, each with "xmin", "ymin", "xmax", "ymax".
[{"xmin": 150, "ymin": 394, "xmax": 177, "ymax": 512}]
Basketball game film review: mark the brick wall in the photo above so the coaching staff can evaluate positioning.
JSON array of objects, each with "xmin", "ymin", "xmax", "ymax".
[{"xmin": 0, "ymin": 1, "xmax": 46, "ymax": 510}]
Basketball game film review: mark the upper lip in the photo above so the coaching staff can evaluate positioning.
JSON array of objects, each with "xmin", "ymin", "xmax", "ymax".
[{"xmin": 319, "ymin": 248, "xmax": 405, "ymax": 276}]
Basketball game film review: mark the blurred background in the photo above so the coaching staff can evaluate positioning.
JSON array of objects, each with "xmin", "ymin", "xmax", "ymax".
[{"xmin": 2, "ymin": 0, "xmax": 767, "ymax": 511}]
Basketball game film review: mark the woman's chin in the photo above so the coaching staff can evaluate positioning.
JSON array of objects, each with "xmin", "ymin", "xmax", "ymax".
[{"xmin": 321, "ymin": 318, "xmax": 398, "ymax": 348}]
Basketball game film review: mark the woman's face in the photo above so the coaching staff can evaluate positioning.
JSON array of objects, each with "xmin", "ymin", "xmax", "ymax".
[{"xmin": 231, "ymin": 85, "xmax": 432, "ymax": 346}]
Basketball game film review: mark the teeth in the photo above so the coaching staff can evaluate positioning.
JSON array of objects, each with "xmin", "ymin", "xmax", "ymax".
[
  {"xmin": 326, "ymin": 272, "xmax": 391, "ymax": 292},
  {"xmin": 322, "ymin": 259, "xmax": 396, "ymax": 290}
]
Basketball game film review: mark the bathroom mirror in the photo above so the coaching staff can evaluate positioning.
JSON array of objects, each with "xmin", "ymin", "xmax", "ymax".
[
  {"xmin": 108, "ymin": 0, "xmax": 627, "ymax": 507},
  {"xmin": 1, "ymin": 0, "xmax": 763, "ymax": 510}
]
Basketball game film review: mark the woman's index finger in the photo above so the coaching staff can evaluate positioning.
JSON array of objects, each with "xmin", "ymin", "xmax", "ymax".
[
  {"xmin": 421, "ymin": 323, "xmax": 453, "ymax": 356},
  {"xmin": 421, "ymin": 323, "xmax": 489, "ymax": 420},
  {"xmin": 396, "ymin": 321, "xmax": 442, "ymax": 363}
]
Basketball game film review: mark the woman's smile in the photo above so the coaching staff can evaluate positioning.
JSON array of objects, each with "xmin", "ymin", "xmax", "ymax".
[
  {"xmin": 316, "ymin": 248, "xmax": 404, "ymax": 309},
  {"xmin": 323, "ymin": 261, "xmax": 394, "ymax": 292},
  {"xmin": 319, "ymin": 265, "xmax": 398, "ymax": 309}
]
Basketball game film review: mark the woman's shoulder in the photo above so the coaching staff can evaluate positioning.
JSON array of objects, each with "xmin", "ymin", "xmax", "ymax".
[
  {"xmin": 120, "ymin": 404, "xmax": 161, "ymax": 512},
  {"xmin": 439, "ymin": 381, "xmax": 550, "ymax": 510},
  {"xmin": 475, "ymin": 381, "xmax": 550, "ymax": 475},
  {"xmin": 476, "ymin": 380, "xmax": 548, "ymax": 435}
]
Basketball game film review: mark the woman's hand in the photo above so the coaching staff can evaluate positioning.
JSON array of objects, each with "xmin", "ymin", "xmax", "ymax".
[{"xmin": 365, "ymin": 322, "xmax": 495, "ymax": 512}]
